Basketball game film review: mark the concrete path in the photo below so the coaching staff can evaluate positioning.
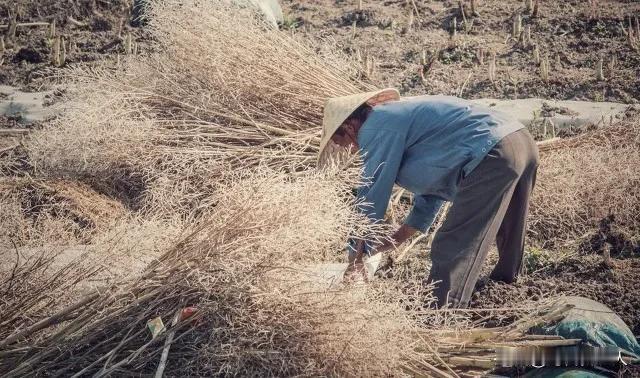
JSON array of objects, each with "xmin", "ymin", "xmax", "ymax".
[
  {"xmin": 233, "ymin": 0, "xmax": 283, "ymax": 27},
  {"xmin": 471, "ymin": 98, "xmax": 631, "ymax": 129},
  {"xmin": 0, "ymin": 85, "xmax": 55, "ymax": 124}
]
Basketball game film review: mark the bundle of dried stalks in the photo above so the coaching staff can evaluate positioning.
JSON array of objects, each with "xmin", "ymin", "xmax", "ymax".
[
  {"xmin": 0, "ymin": 177, "xmax": 183, "ymax": 338},
  {"xmin": 0, "ymin": 249, "xmax": 99, "ymax": 342},
  {"xmin": 0, "ymin": 215, "xmax": 184, "ymax": 349},
  {"xmin": 0, "ymin": 178, "xmax": 127, "ymax": 246},
  {"xmin": 144, "ymin": 0, "xmax": 369, "ymax": 134},
  {"xmin": 529, "ymin": 118, "xmax": 640, "ymax": 249},
  {"xmin": 25, "ymin": 0, "xmax": 370, "ymax": 215},
  {"xmin": 0, "ymin": 166, "xmax": 412, "ymax": 376},
  {"xmin": 0, "ymin": 165, "xmax": 584, "ymax": 376}
]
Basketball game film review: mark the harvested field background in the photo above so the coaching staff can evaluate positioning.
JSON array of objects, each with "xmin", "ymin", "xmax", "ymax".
[
  {"xmin": 283, "ymin": 0, "xmax": 640, "ymax": 102},
  {"xmin": 0, "ymin": 0, "xmax": 147, "ymax": 90},
  {"xmin": 2, "ymin": 0, "xmax": 639, "ymax": 102},
  {"xmin": 1, "ymin": 0, "xmax": 639, "ymax": 376}
]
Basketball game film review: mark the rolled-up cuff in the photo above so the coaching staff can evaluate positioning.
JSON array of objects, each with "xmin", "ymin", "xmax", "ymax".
[{"xmin": 405, "ymin": 209, "xmax": 431, "ymax": 233}]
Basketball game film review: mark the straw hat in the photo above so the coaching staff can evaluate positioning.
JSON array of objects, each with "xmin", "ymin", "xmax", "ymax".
[{"xmin": 319, "ymin": 88, "xmax": 400, "ymax": 161}]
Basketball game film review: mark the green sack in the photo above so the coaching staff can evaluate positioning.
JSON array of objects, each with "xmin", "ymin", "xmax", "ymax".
[
  {"xmin": 533, "ymin": 296, "xmax": 640, "ymax": 359},
  {"xmin": 508, "ymin": 296, "xmax": 638, "ymax": 378}
]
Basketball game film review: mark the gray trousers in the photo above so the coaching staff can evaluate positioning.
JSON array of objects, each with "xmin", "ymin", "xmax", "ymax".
[{"xmin": 427, "ymin": 128, "xmax": 539, "ymax": 308}]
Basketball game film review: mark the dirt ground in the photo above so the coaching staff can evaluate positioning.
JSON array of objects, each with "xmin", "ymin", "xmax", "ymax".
[
  {"xmin": 472, "ymin": 254, "xmax": 640, "ymax": 334},
  {"xmin": 2, "ymin": 1, "xmax": 639, "ymax": 102},
  {"xmin": 387, "ymin": 240, "xmax": 640, "ymax": 336},
  {"xmin": 0, "ymin": 0, "xmax": 147, "ymax": 91},
  {"xmin": 282, "ymin": 0, "xmax": 640, "ymax": 103}
]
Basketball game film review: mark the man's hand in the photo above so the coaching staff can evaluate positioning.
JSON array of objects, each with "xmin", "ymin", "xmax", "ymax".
[
  {"xmin": 376, "ymin": 223, "xmax": 419, "ymax": 254},
  {"xmin": 344, "ymin": 240, "xmax": 367, "ymax": 283},
  {"xmin": 343, "ymin": 224, "xmax": 419, "ymax": 282}
]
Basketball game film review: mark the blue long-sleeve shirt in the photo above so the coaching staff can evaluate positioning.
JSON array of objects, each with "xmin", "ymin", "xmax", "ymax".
[{"xmin": 355, "ymin": 95, "xmax": 524, "ymax": 236}]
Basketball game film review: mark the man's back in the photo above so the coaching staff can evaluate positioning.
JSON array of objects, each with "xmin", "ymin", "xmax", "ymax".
[{"xmin": 358, "ymin": 95, "xmax": 524, "ymax": 200}]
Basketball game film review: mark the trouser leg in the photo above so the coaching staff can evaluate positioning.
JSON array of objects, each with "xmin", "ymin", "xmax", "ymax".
[
  {"xmin": 427, "ymin": 129, "xmax": 536, "ymax": 308},
  {"xmin": 428, "ymin": 177, "xmax": 517, "ymax": 308},
  {"xmin": 491, "ymin": 163, "xmax": 538, "ymax": 283}
]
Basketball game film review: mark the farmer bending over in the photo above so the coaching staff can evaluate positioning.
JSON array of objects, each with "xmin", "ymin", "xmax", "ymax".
[{"xmin": 319, "ymin": 89, "xmax": 539, "ymax": 308}]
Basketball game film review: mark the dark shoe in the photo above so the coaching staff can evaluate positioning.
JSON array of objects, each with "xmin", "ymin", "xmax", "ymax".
[{"xmin": 489, "ymin": 270, "xmax": 517, "ymax": 284}]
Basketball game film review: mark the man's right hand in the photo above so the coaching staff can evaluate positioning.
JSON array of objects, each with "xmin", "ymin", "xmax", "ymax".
[
  {"xmin": 343, "ymin": 240, "xmax": 367, "ymax": 283},
  {"xmin": 343, "ymin": 258, "xmax": 367, "ymax": 283}
]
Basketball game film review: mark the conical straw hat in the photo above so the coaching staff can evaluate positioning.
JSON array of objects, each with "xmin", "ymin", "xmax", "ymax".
[{"xmin": 318, "ymin": 88, "xmax": 400, "ymax": 162}]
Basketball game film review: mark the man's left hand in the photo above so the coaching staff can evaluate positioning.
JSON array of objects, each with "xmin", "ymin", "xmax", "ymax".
[{"xmin": 375, "ymin": 223, "xmax": 419, "ymax": 254}]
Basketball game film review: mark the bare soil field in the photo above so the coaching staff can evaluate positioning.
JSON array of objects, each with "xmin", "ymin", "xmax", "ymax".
[
  {"xmin": 282, "ymin": 0, "xmax": 640, "ymax": 102},
  {"xmin": 1, "ymin": 0, "xmax": 147, "ymax": 90},
  {"xmin": 3, "ymin": 0, "xmax": 639, "ymax": 102},
  {"xmin": 0, "ymin": 0, "xmax": 150, "ymax": 131},
  {"xmin": 473, "ymin": 255, "xmax": 640, "ymax": 333}
]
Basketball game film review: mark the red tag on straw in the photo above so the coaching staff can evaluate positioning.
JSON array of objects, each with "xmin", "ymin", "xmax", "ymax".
[{"xmin": 180, "ymin": 307, "xmax": 197, "ymax": 321}]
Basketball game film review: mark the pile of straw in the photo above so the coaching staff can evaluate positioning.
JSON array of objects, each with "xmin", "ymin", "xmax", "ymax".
[
  {"xmin": 0, "ymin": 178, "xmax": 127, "ymax": 246},
  {"xmin": 0, "ymin": 247, "xmax": 96, "ymax": 334},
  {"xmin": 0, "ymin": 166, "xmax": 414, "ymax": 376},
  {"xmin": 25, "ymin": 0, "xmax": 370, "ymax": 215},
  {"xmin": 1, "ymin": 165, "xmax": 578, "ymax": 377},
  {"xmin": 0, "ymin": 214, "xmax": 185, "ymax": 347},
  {"xmin": 529, "ymin": 116, "xmax": 640, "ymax": 250}
]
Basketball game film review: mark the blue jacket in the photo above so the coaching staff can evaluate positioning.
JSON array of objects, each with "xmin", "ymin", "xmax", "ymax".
[{"xmin": 356, "ymin": 95, "xmax": 524, "ymax": 235}]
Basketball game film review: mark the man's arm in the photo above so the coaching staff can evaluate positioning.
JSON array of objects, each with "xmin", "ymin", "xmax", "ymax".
[
  {"xmin": 356, "ymin": 130, "xmax": 405, "ymax": 223},
  {"xmin": 405, "ymin": 194, "xmax": 445, "ymax": 233},
  {"xmin": 347, "ymin": 129, "xmax": 405, "ymax": 258},
  {"xmin": 375, "ymin": 194, "xmax": 444, "ymax": 253}
]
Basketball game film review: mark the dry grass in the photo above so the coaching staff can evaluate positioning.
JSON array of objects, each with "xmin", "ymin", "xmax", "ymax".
[
  {"xmin": 529, "ymin": 116, "xmax": 640, "ymax": 250},
  {"xmin": 0, "ymin": 248, "xmax": 98, "ymax": 344},
  {"xmin": 24, "ymin": 0, "xmax": 371, "ymax": 216},
  {"xmin": 0, "ymin": 206, "xmax": 183, "ymax": 349},
  {"xmin": 1, "ymin": 165, "xmax": 571, "ymax": 377},
  {"xmin": 0, "ymin": 166, "xmax": 414, "ymax": 376},
  {"xmin": 0, "ymin": 178, "xmax": 127, "ymax": 247},
  {"xmin": 0, "ymin": 223, "xmax": 184, "ymax": 352},
  {"xmin": 0, "ymin": 177, "xmax": 184, "ymax": 347}
]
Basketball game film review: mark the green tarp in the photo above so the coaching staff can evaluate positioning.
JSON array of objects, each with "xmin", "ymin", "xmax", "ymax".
[
  {"xmin": 534, "ymin": 296, "xmax": 640, "ymax": 359},
  {"xmin": 520, "ymin": 296, "xmax": 639, "ymax": 377}
]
